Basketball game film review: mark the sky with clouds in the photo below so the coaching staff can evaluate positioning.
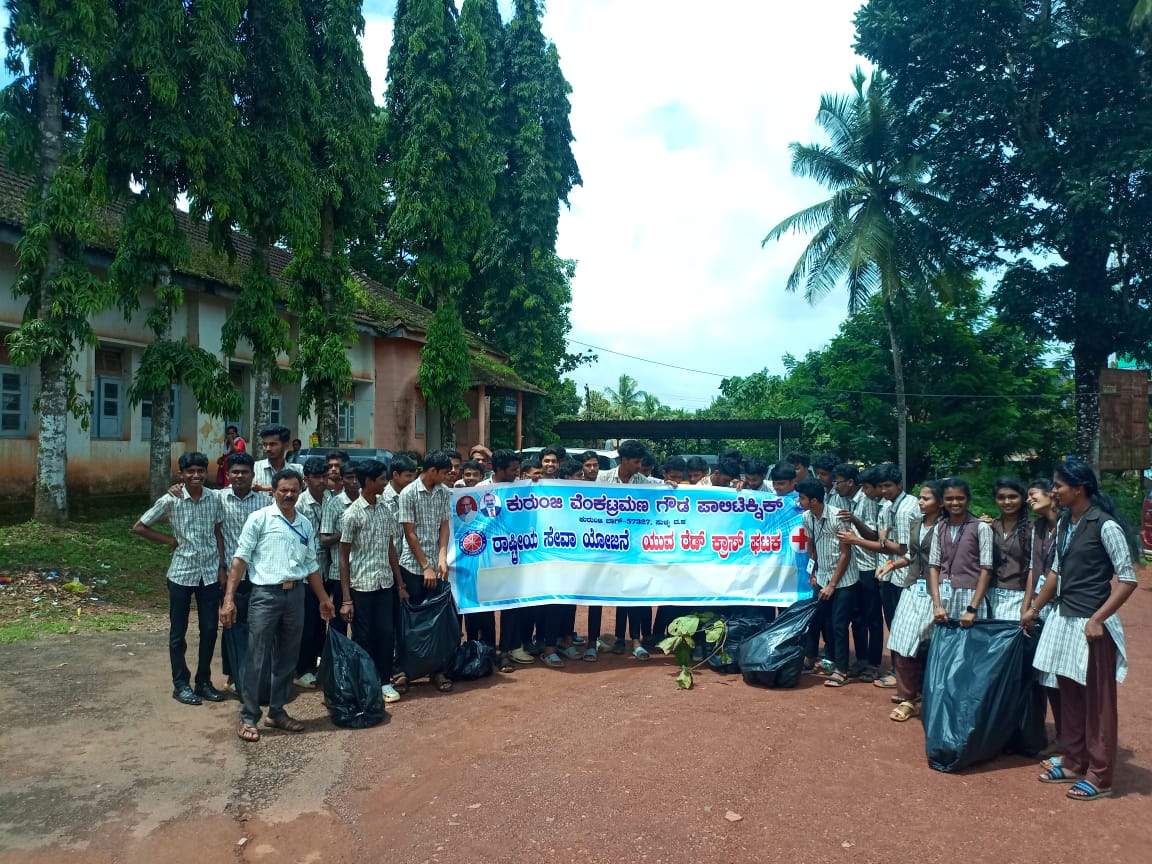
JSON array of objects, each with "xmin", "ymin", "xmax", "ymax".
[{"xmin": 2, "ymin": 1, "xmax": 870, "ymax": 411}]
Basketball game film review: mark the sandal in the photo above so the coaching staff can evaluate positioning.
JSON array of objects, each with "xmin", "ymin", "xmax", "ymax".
[
  {"xmin": 237, "ymin": 722, "xmax": 260, "ymax": 743},
  {"xmin": 432, "ymin": 672, "xmax": 453, "ymax": 692},
  {"xmin": 873, "ymin": 673, "xmax": 898, "ymax": 689},
  {"xmin": 890, "ymin": 694, "xmax": 905, "ymax": 704},
  {"xmin": 541, "ymin": 652, "xmax": 565, "ymax": 668},
  {"xmin": 264, "ymin": 713, "xmax": 305, "ymax": 733},
  {"xmin": 583, "ymin": 648, "xmax": 598, "ymax": 662},
  {"xmin": 889, "ymin": 701, "xmax": 920, "ymax": 722},
  {"xmin": 824, "ymin": 671, "xmax": 848, "ymax": 687},
  {"xmin": 1038, "ymin": 764, "xmax": 1083, "ymax": 784},
  {"xmin": 391, "ymin": 673, "xmax": 409, "ymax": 694},
  {"xmin": 498, "ymin": 655, "xmax": 516, "ymax": 673},
  {"xmin": 1040, "ymin": 755, "xmax": 1063, "ymax": 773},
  {"xmin": 632, "ymin": 646, "xmax": 650, "ymax": 661},
  {"xmin": 1066, "ymin": 780, "xmax": 1113, "ymax": 801}
]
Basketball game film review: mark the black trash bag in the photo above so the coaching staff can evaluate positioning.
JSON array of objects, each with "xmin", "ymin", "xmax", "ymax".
[
  {"xmin": 445, "ymin": 640, "xmax": 496, "ymax": 682},
  {"xmin": 739, "ymin": 598, "xmax": 820, "ymax": 689},
  {"xmin": 317, "ymin": 627, "xmax": 386, "ymax": 729},
  {"xmin": 221, "ymin": 620, "xmax": 271, "ymax": 705},
  {"xmin": 922, "ymin": 619, "xmax": 1035, "ymax": 772},
  {"xmin": 398, "ymin": 581, "xmax": 461, "ymax": 681},
  {"xmin": 1005, "ymin": 620, "xmax": 1049, "ymax": 757},
  {"xmin": 708, "ymin": 608, "xmax": 777, "ymax": 674}
]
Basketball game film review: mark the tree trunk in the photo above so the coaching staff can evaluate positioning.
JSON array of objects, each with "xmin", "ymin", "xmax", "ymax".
[
  {"xmin": 1072, "ymin": 345, "xmax": 1104, "ymax": 471},
  {"xmin": 441, "ymin": 413, "xmax": 457, "ymax": 451},
  {"xmin": 253, "ymin": 362, "xmax": 271, "ymax": 456},
  {"xmin": 316, "ymin": 205, "xmax": 340, "ymax": 448},
  {"xmin": 883, "ymin": 296, "xmax": 909, "ymax": 485},
  {"xmin": 148, "ymin": 380, "xmax": 174, "ymax": 500},
  {"xmin": 32, "ymin": 53, "xmax": 69, "ymax": 525}
]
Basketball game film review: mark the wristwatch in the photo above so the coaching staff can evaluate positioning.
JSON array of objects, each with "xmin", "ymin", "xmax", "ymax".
[{"xmin": 965, "ymin": 605, "xmax": 977, "ymax": 614}]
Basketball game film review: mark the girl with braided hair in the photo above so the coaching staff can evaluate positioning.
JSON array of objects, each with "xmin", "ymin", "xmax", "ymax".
[
  {"xmin": 987, "ymin": 478, "xmax": 1033, "ymax": 621},
  {"xmin": 1025, "ymin": 460, "xmax": 1139, "ymax": 801}
]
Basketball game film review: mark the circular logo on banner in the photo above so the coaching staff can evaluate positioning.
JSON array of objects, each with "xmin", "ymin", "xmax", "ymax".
[{"xmin": 460, "ymin": 531, "xmax": 487, "ymax": 556}]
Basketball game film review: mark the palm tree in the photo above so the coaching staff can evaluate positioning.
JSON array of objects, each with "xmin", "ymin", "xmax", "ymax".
[
  {"xmin": 604, "ymin": 374, "xmax": 648, "ymax": 419},
  {"xmin": 762, "ymin": 68, "xmax": 956, "ymax": 482}
]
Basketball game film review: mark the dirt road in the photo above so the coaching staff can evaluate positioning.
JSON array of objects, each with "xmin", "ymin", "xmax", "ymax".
[{"xmin": 2, "ymin": 589, "xmax": 1150, "ymax": 864}]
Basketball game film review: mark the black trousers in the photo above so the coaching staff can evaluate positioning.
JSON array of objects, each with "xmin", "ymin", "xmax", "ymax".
[
  {"xmin": 168, "ymin": 580, "xmax": 220, "ymax": 688},
  {"xmin": 463, "ymin": 611, "xmax": 497, "ymax": 646},
  {"xmin": 879, "ymin": 580, "xmax": 901, "ymax": 667},
  {"xmin": 807, "ymin": 582, "xmax": 858, "ymax": 673},
  {"xmin": 221, "ymin": 580, "xmax": 251, "ymax": 679},
  {"xmin": 498, "ymin": 608, "xmax": 522, "ymax": 652},
  {"xmin": 351, "ymin": 587, "xmax": 397, "ymax": 684},
  {"xmin": 851, "ymin": 570, "xmax": 883, "ymax": 666},
  {"xmin": 587, "ymin": 606, "xmax": 603, "ymax": 642},
  {"xmin": 614, "ymin": 606, "xmax": 651, "ymax": 641},
  {"xmin": 537, "ymin": 603, "xmax": 569, "ymax": 647},
  {"xmin": 326, "ymin": 579, "xmax": 349, "ymax": 638}
]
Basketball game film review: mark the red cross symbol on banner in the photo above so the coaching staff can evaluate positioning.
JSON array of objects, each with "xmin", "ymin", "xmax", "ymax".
[{"xmin": 790, "ymin": 525, "xmax": 809, "ymax": 553}]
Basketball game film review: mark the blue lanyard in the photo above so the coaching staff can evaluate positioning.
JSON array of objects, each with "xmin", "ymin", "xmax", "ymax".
[{"xmin": 278, "ymin": 514, "xmax": 310, "ymax": 546}]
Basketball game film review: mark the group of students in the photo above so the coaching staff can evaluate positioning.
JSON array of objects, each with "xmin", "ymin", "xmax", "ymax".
[{"xmin": 135, "ymin": 431, "xmax": 1138, "ymax": 800}]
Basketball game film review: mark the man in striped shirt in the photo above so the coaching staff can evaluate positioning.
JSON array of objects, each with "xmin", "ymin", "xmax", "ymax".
[
  {"xmin": 873, "ymin": 463, "xmax": 920, "ymax": 687},
  {"xmin": 133, "ymin": 452, "xmax": 226, "ymax": 706},
  {"xmin": 797, "ymin": 477, "xmax": 856, "ymax": 687}
]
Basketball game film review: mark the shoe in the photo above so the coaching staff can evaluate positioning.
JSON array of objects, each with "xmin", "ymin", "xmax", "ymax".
[
  {"xmin": 194, "ymin": 683, "xmax": 226, "ymax": 702},
  {"xmin": 294, "ymin": 672, "xmax": 317, "ymax": 687},
  {"xmin": 541, "ymin": 652, "xmax": 565, "ymax": 668},
  {"xmin": 381, "ymin": 684, "xmax": 401, "ymax": 703},
  {"xmin": 527, "ymin": 639, "xmax": 545, "ymax": 657},
  {"xmin": 558, "ymin": 644, "xmax": 581, "ymax": 660},
  {"xmin": 509, "ymin": 647, "xmax": 536, "ymax": 664},
  {"xmin": 583, "ymin": 648, "xmax": 598, "ymax": 662},
  {"xmin": 173, "ymin": 685, "xmax": 202, "ymax": 705},
  {"xmin": 611, "ymin": 638, "xmax": 626, "ymax": 655}
]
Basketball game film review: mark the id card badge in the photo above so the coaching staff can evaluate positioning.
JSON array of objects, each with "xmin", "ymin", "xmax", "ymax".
[
  {"xmin": 939, "ymin": 579, "xmax": 953, "ymax": 601},
  {"xmin": 806, "ymin": 559, "xmax": 816, "ymax": 577},
  {"xmin": 914, "ymin": 579, "xmax": 928, "ymax": 598},
  {"xmin": 1035, "ymin": 575, "xmax": 1046, "ymax": 594}
]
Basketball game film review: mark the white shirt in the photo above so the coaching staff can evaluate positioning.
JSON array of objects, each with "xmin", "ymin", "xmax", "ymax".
[
  {"xmin": 252, "ymin": 459, "xmax": 303, "ymax": 489},
  {"xmin": 233, "ymin": 504, "xmax": 319, "ymax": 585}
]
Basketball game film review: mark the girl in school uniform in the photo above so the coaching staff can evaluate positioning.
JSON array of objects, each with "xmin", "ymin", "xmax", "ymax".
[
  {"xmin": 1025, "ymin": 461, "xmax": 1138, "ymax": 801},
  {"xmin": 928, "ymin": 479, "xmax": 993, "ymax": 626},
  {"xmin": 988, "ymin": 478, "xmax": 1032, "ymax": 621},
  {"xmin": 1026, "ymin": 478, "xmax": 1062, "ymax": 747}
]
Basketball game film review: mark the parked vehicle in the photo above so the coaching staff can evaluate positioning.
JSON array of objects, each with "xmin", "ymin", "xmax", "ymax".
[
  {"xmin": 1142, "ymin": 487, "xmax": 1152, "ymax": 559},
  {"xmin": 290, "ymin": 447, "xmax": 394, "ymax": 470},
  {"xmin": 518, "ymin": 446, "xmax": 619, "ymax": 470}
]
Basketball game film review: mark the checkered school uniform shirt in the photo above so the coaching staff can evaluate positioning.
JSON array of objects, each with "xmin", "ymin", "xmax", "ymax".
[
  {"xmin": 341, "ymin": 496, "xmax": 400, "ymax": 591},
  {"xmin": 320, "ymin": 491, "xmax": 355, "ymax": 581},
  {"xmin": 217, "ymin": 488, "xmax": 269, "ymax": 560},
  {"xmin": 139, "ymin": 491, "xmax": 224, "ymax": 587},
  {"xmin": 880, "ymin": 491, "xmax": 920, "ymax": 579},
  {"xmin": 233, "ymin": 504, "xmax": 319, "ymax": 585},
  {"xmin": 296, "ymin": 486, "xmax": 329, "ymax": 575},
  {"xmin": 804, "ymin": 507, "xmax": 856, "ymax": 589},
  {"xmin": 831, "ymin": 487, "xmax": 880, "ymax": 573},
  {"xmin": 1034, "ymin": 519, "xmax": 1136, "ymax": 686},
  {"xmin": 252, "ymin": 459, "xmax": 303, "ymax": 489},
  {"xmin": 596, "ymin": 467, "xmax": 666, "ymax": 485},
  {"xmin": 398, "ymin": 479, "xmax": 453, "ymax": 573}
]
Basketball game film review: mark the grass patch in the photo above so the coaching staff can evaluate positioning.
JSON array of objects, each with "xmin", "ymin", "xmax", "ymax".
[
  {"xmin": 0, "ymin": 612, "xmax": 146, "ymax": 644},
  {"xmin": 0, "ymin": 516, "xmax": 172, "ymax": 607}
]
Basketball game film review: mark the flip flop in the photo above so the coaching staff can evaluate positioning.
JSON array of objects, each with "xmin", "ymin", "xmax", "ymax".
[
  {"xmin": 824, "ymin": 671, "xmax": 848, "ymax": 687},
  {"xmin": 1066, "ymin": 780, "xmax": 1113, "ymax": 801},
  {"xmin": 237, "ymin": 722, "xmax": 260, "ymax": 743},
  {"xmin": 632, "ymin": 646, "xmax": 650, "ymax": 661},
  {"xmin": 1038, "ymin": 764, "xmax": 1082, "ymax": 784}
]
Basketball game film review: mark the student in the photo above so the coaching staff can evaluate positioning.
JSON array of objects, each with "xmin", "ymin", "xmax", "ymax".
[
  {"xmin": 540, "ymin": 444, "xmax": 567, "ymax": 480},
  {"xmin": 326, "ymin": 449, "xmax": 350, "ymax": 494},
  {"xmin": 382, "ymin": 453, "xmax": 418, "ymax": 516},
  {"xmin": 477, "ymin": 449, "xmax": 526, "ymax": 670},
  {"xmin": 398, "ymin": 450, "xmax": 456, "ymax": 691},
  {"xmin": 740, "ymin": 457, "xmax": 769, "ymax": 492},
  {"xmin": 845, "ymin": 481, "xmax": 944, "ymax": 720},
  {"xmin": 711, "ymin": 458, "xmax": 740, "ymax": 488},
  {"xmin": 319, "ymin": 463, "xmax": 361, "ymax": 636},
  {"xmin": 661, "ymin": 455, "xmax": 687, "ymax": 486},
  {"xmin": 685, "ymin": 456, "xmax": 709, "ymax": 485},
  {"xmin": 640, "ymin": 451, "xmax": 656, "ymax": 477},
  {"xmin": 786, "ymin": 452, "xmax": 811, "ymax": 482},
  {"xmin": 468, "ymin": 444, "xmax": 492, "ymax": 469},
  {"xmin": 578, "ymin": 451, "xmax": 601, "ymax": 482},
  {"xmin": 797, "ymin": 477, "xmax": 856, "ymax": 687},
  {"xmin": 457, "ymin": 460, "xmax": 485, "ymax": 487},
  {"xmin": 446, "ymin": 450, "xmax": 464, "ymax": 487},
  {"xmin": 221, "ymin": 470, "xmax": 335, "ymax": 742},
  {"xmin": 986, "ymin": 478, "xmax": 1032, "ymax": 621},
  {"xmin": 294, "ymin": 457, "xmax": 332, "ymax": 686},
  {"xmin": 252, "ymin": 424, "xmax": 303, "ymax": 492},
  {"xmin": 871, "ymin": 463, "xmax": 919, "ymax": 688},
  {"xmin": 478, "ymin": 448, "xmax": 521, "ymax": 487},
  {"xmin": 928, "ymin": 478, "xmax": 993, "ymax": 625},
  {"xmin": 290, "ymin": 438, "xmax": 302, "ymax": 458},
  {"xmin": 830, "ymin": 463, "xmax": 883, "ymax": 681},
  {"xmin": 698, "ymin": 448, "xmax": 741, "ymax": 486},
  {"xmin": 339, "ymin": 459, "xmax": 405, "ymax": 703},
  {"xmin": 1026, "ymin": 478, "xmax": 1062, "ymax": 746},
  {"xmin": 520, "ymin": 457, "xmax": 543, "ymax": 480},
  {"xmin": 133, "ymin": 452, "xmax": 227, "ymax": 705},
  {"xmin": 811, "ymin": 454, "xmax": 840, "ymax": 495},
  {"xmin": 1026, "ymin": 461, "xmax": 1138, "ymax": 801},
  {"xmin": 769, "ymin": 462, "xmax": 798, "ymax": 496}
]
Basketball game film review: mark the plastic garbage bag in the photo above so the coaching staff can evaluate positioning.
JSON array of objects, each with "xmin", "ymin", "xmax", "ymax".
[
  {"xmin": 922, "ymin": 619, "xmax": 1035, "ymax": 772},
  {"xmin": 1006, "ymin": 620, "xmax": 1049, "ymax": 757},
  {"xmin": 398, "ymin": 581, "xmax": 461, "ymax": 681},
  {"xmin": 445, "ymin": 639, "xmax": 496, "ymax": 682},
  {"xmin": 738, "ymin": 598, "xmax": 820, "ymax": 689},
  {"xmin": 706, "ymin": 608, "xmax": 777, "ymax": 673},
  {"xmin": 221, "ymin": 619, "xmax": 271, "ymax": 705},
  {"xmin": 317, "ymin": 627, "xmax": 385, "ymax": 729}
]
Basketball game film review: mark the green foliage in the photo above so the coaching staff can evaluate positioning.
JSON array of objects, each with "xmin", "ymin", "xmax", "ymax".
[
  {"xmin": 659, "ymin": 612, "xmax": 725, "ymax": 691},
  {"xmin": 128, "ymin": 339, "xmax": 242, "ymax": 419},
  {"xmin": 855, "ymin": 0, "xmax": 1152, "ymax": 462},
  {"xmin": 418, "ymin": 300, "xmax": 472, "ymax": 430}
]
